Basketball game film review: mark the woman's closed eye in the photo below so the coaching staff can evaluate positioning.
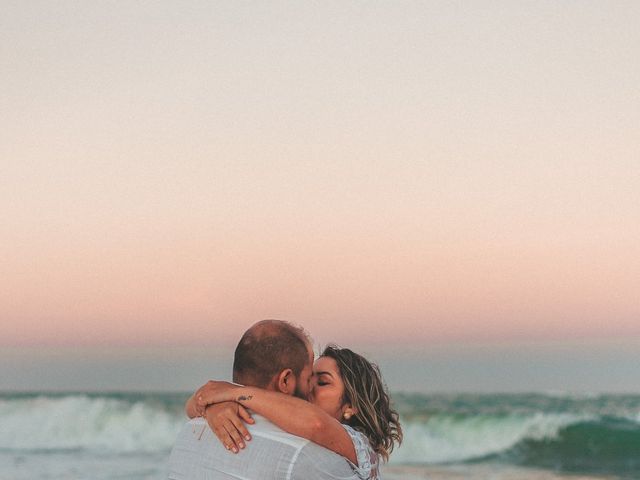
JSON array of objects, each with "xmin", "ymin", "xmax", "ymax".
[{"xmin": 313, "ymin": 370, "xmax": 334, "ymax": 387}]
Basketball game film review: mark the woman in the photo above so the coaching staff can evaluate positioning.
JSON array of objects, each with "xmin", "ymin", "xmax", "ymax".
[{"xmin": 186, "ymin": 345, "xmax": 402, "ymax": 480}]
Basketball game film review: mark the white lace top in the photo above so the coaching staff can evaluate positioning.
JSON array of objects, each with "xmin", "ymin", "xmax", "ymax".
[{"xmin": 342, "ymin": 424, "xmax": 381, "ymax": 480}]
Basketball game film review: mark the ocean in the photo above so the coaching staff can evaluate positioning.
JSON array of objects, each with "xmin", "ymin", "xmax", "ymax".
[{"xmin": 1, "ymin": 391, "xmax": 638, "ymax": 479}]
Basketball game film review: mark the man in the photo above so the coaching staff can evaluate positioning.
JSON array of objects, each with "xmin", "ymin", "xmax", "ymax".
[{"xmin": 167, "ymin": 320, "xmax": 361, "ymax": 480}]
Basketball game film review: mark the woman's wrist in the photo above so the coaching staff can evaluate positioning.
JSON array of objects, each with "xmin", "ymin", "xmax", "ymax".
[
  {"xmin": 233, "ymin": 386, "xmax": 256, "ymax": 406},
  {"xmin": 195, "ymin": 381, "xmax": 238, "ymax": 408}
]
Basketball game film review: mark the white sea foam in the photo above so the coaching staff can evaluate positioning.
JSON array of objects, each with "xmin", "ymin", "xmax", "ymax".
[
  {"xmin": 390, "ymin": 412, "xmax": 593, "ymax": 464},
  {"xmin": 0, "ymin": 395, "xmax": 183, "ymax": 453},
  {"xmin": 0, "ymin": 394, "xmax": 614, "ymax": 462}
]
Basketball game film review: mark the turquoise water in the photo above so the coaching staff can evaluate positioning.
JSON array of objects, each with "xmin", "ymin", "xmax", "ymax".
[
  {"xmin": 1, "ymin": 392, "xmax": 639, "ymax": 479},
  {"xmin": 393, "ymin": 392, "xmax": 640, "ymax": 477}
]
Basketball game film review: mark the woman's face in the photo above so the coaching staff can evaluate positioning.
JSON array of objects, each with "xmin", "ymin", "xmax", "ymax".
[{"xmin": 308, "ymin": 356, "xmax": 348, "ymax": 421}]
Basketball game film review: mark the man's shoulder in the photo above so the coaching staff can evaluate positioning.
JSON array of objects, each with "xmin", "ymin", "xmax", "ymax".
[
  {"xmin": 245, "ymin": 414, "xmax": 310, "ymax": 448},
  {"xmin": 180, "ymin": 415, "xmax": 311, "ymax": 450}
]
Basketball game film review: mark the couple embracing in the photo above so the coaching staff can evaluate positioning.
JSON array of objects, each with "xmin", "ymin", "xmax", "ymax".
[{"xmin": 168, "ymin": 320, "xmax": 402, "ymax": 479}]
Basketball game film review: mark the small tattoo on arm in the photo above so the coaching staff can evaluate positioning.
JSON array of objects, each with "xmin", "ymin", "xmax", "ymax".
[{"xmin": 237, "ymin": 395, "xmax": 253, "ymax": 401}]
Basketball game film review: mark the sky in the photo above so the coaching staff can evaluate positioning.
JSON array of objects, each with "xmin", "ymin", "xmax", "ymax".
[{"xmin": 1, "ymin": 1, "xmax": 639, "ymax": 392}]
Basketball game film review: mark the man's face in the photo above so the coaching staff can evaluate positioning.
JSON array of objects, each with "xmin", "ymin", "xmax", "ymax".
[{"xmin": 292, "ymin": 343, "xmax": 315, "ymax": 400}]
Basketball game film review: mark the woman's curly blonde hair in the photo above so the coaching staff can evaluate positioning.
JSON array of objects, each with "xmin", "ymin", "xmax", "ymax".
[{"xmin": 321, "ymin": 345, "xmax": 403, "ymax": 461}]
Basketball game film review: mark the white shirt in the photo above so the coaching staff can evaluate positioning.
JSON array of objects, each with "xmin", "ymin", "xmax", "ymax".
[{"xmin": 168, "ymin": 415, "xmax": 362, "ymax": 480}]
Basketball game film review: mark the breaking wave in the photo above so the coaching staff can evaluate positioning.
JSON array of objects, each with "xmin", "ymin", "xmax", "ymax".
[{"xmin": 2, "ymin": 392, "xmax": 639, "ymax": 476}]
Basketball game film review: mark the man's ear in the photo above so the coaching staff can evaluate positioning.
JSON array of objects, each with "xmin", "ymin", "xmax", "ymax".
[{"xmin": 276, "ymin": 369, "xmax": 296, "ymax": 395}]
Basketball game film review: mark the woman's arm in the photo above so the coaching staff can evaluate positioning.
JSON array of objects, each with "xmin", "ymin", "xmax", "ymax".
[
  {"xmin": 185, "ymin": 385, "xmax": 255, "ymax": 452},
  {"xmin": 196, "ymin": 381, "xmax": 357, "ymax": 464}
]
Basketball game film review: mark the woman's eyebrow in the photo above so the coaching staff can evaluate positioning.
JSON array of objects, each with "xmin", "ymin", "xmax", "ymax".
[{"xmin": 315, "ymin": 370, "xmax": 333, "ymax": 377}]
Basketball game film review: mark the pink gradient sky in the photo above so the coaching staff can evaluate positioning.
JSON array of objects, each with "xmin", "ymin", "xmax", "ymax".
[{"xmin": 2, "ymin": 1, "xmax": 640, "ymax": 352}]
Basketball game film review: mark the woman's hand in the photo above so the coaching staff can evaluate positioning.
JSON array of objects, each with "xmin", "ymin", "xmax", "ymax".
[
  {"xmin": 204, "ymin": 401, "xmax": 254, "ymax": 453},
  {"xmin": 194, "ymin": 380, "xmax": 239, "ymax": 414}
]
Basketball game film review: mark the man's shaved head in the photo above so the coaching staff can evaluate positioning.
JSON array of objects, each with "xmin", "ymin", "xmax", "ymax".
[{"xmin": 232, "ymin": 320, "xmax": 312, "ymax": 389}]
